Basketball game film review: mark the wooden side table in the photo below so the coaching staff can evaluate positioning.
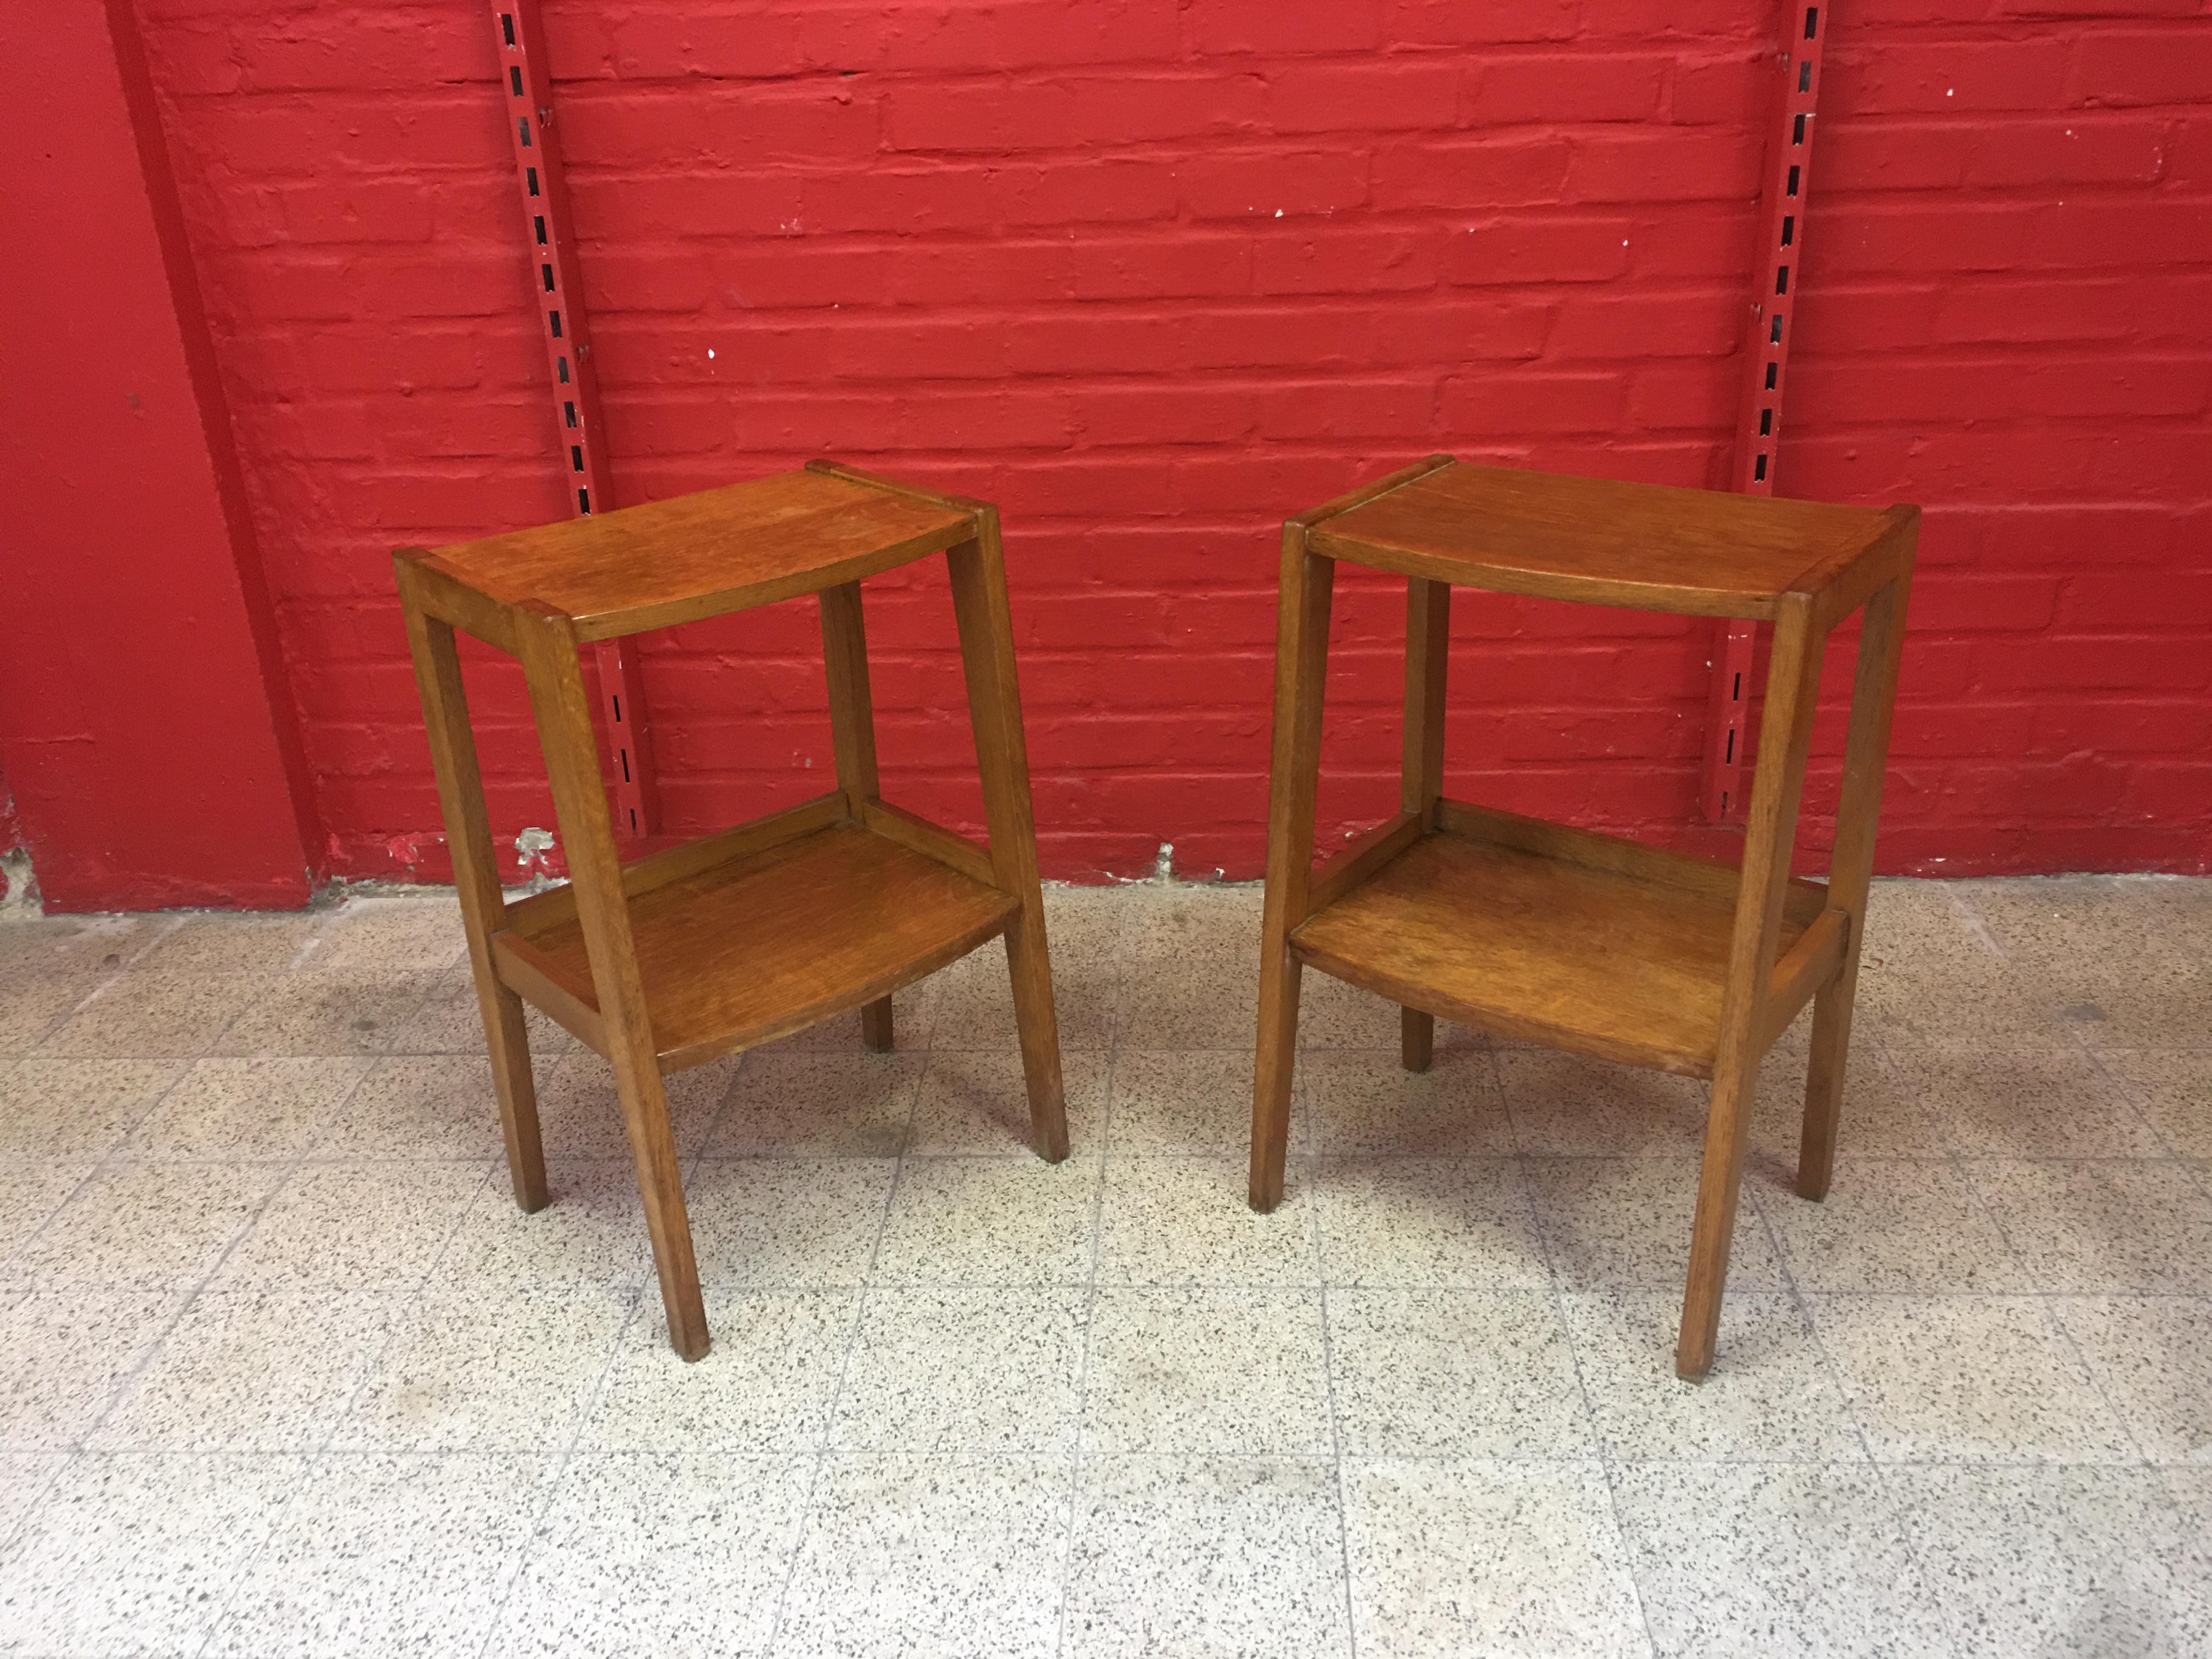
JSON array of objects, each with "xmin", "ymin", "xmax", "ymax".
[
  {"xmin": 1248, "ymin": 455, "xmax": 1916, "ymax": 1378},
  {"xmin": 394, "ymin": 461, "xmax": 1068, "ymax": 1359}
]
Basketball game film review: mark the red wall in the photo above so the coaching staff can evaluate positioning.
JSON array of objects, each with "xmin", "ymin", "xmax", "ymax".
[
  {"xmin": 0, "ymin": 0, "xmax": 321, "ymax": 913},
  {"xmin": 121, "ymin": 0, "xmax": 2211, "ymax": 890}
]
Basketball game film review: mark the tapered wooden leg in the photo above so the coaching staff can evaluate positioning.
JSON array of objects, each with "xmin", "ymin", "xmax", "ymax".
[
  {"xmin": 1799, "ymin": 577, "xmax": 1911, "ymax": 1201},
  {"xmin": 1401, "ymin": 1008, "xmax": 1434, "ymax": 1073},
  {"xmin": 397, "ymin": 587, "xmax": 548, "ymax": 1211},
  {"xmin": 1678, "ymin": 1049, "xmax": 1757, "ymax": 1380},
  {"xmin": 518, "ymin": 605, "xmax": 708, "ymax": 1360},
  {"xmin": 861, "ymin": 997, "xmax": 894, "ymax": 1052},
  {"xmin": 1251, "ymin": 947, "xmax": 1303, "ymax": 1209},
  {"xmin": 1250, "ymin": 529, "xmax": 1335, "ymax": 1213},
  {"xmin": 1396, "ymin": 575, "xmax": 1450, "ymax": 1080},
  {"xmin": 946, "ymin": 518, "xmax": 1069, "ymax": 1163},
  {"xmin": 818, "ymin": 581, "xmax": 901, "ymax": 1059},
  {"xmin": 479, "ymin": 982, "xmax": 549, "ymax": 1211},
  {"xmin": 1677, "ymin": 594, "xmax": 1825, "ymax": 1380},
  {"xmin": 610, "ymin": 1057, "xmax": 709, "ymax": 1361}
]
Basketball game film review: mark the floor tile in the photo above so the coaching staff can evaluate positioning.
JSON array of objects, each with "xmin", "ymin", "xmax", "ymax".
[
  {"xmin": 1525, "ymin": 1157, "xmax": 1784, "ymax": 1291},
  {"xmin": 1085, "ymin": 1286, "xmax": 1331, "ymax": 1455},
  {"xmin": 533, "ymin": 1050, "xmax": 738, "ymax": 1158},
  {"xmin": 1063, "ymin": 1456, "xmax": 1351, "ymax": 1659},
  {"xmin": 123, "ymin": 1055, "xmax": 367, "ymax": 1159},
  {"xmin": 1810, "ymin": 1295, "xmax": 2136, "ymax": 1462},
  {"xmin": 131, "ymin": 911, "xmax": 323, "ymax": 975},
  {"xmin": 1327, "ymin": 1288, "xmax": 1592, "ymax": 1457},
  {"xmin": 1498, "ymin": 1050, "xmax": 1709, "ymax": 1156},
  {"xmin": 387, "ymin": 966, "xmax": 577, "ymax": 1057},
  {"xmin": 1751, "ymin": 1037, "xmax": 1947, "ymax": 1160},
  {"xmin": 8, "ymin": 1161, "xmax": 279, "ymax": 1290},
  {"xmin": 586, "ymin": 1288, "xmax": 854, "ymax": 1452},
  {"xmin": 1300, "ymin": 1046, "xmax": 1511, "ymax": 1156},
  {"xmin": 1, "ymin": 877, "xmax": 2202, "ymax": 1658},
  {"xmin": 1115, "ymin": 957, "xmax": 1257, "ymax": 1049},
  {"xmin": 1897, "ymin": 1046, "xmax": 2166, "ymax": 1157},
  {"xmin": 1763, "ymin": 1159, "xmax": 2025, "ymax": 1292},
  {"xmin": 2096, "ymin": 1049, "xmax": 2212, "ymax": 1158},
  {"xmin": 872, "ymin": 1155, "xmax": 1098, "ymax": 1286},
  {"xmin": 0, "ymin": 1290, "xmax": 182, "ymax": 1447},
  {"xmin": 2022, "ymin": 961, "xmax": 2212, "ymax": 1051},
  {"xmin": 1887, "ymin": 1464, "xmax": 2203, "ymax": 1659},
  {"xmin": 40, "ymin": 969, "xmax": 269, "ymax": 1057},
  {"xmin": 1297, "ymin": 971, "xmax": 1404, "ymax": 1048},
  {"xmin": 2051, "ymin": 1296, "xmax": 2212, "ymax": 1463},
  {"xmin": 298, "ymin": 895, "xmax": 467, "ymax": 975},
  {"xmin": 1314, "ymin": 1157, "xmax": 1549, "ymax": 1288},
  {"xmin": 1129, "ymin": 884, "xmax": 1262, "ymax": 962},
  {"xmin": 1857, "ymin": 968, "xmax": 2079, "ymax": 1054},
  {"xmin": 776, "ymin": 1454, "xmax": 1074, "ymax": 1659},
  {"xmin": 487, "ymin": 1452, "xmax": 812, "ymax": 1658},
  {"xmin": 1560, "ymin": 1291, "xmax": 1864, "ymax": 1462},
  {"xmin": 0, "ymin": 914, "xmax": 150, "ymax": 976},
  {"xmin": 2160, "ymin": 1468, "xmax": 2212, "ymax": 1649},
  {"xmin": 0, "ymin": 1161, "xmax": 94, "ymax": 1273},
  {"xmin": 833, "ymin": 1287, "xmax": 1086, "ymax": 1453},
  {"xmin": 909, "ymin": 1048, "xmax": 1108, "ymax": 1155},
  {"xmin": 0, "ymin": 1056, "xmax": 182, "ymax": 1158},
  {"xmin": 686, "ymin": 1157, "xmax": 897, "ymax": 1286},
  {"xmin": 1968, "ymin": 1159, "xmax": 2212, "ymax": 1292},
  {"xmin": 0, "ymin": 1452, "xmax": 67, "ymax": 1545},
  {"xmin": 318, "ymin": 1054, "xmax": 508, "ymax": 1158},
  {"xmin": 0, "ymin": 967, "xmax": 106, "ymax": 1055},
  {"xmin": 1098, "ymin": 1155, "xmax": 1316, "ymax": 1285},
  {"xmin": 708, "ymin": 1051, "xmax": 922, "ymax": 1156},
  {"xmin": 206, "ymin": 1453, "xmax": 551, "ymax": 1659},
  {"xmin": 1612, "ymin": 1462, "xmax": 1952, "ymax": 1658},
  {"xmin": 88, "ymin": 1289, "xmax": 402, "ymax": 1451},
  {"xmin": 932, "ymin": 938, "xmax": 1117, "ymax": 1051},
  {"xmin": 1342, "ymin": 1459, "xmax": 1650, "ymax": 1659},
  {"xmin": 213, "ymin": 1158, "xmax": 490, "ymax": 1289},
  {"xmin": 210, "ymin": 969, "xmax": 438, "ymax": 1058},
  {"xmin": 332, "ymin": 1282, "xmax": 637, "ymax": 1452},
  {"xmin": 1035, "ymin": 885, "xmax": 1136, "ymax": 964},
  {"xmin": 442, "ymin": 1158, "xmax": 653, "ymax": 1286},
  {"xmin": 1104, "ymin": 1048, "xmax": 1261, "ymax": 1154},
  {"xmin": 0, "ymin": 1452, "xmax": 302, "ymax": 1656}
]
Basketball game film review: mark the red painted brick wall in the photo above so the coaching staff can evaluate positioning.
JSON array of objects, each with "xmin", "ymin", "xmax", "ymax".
[{"xmin": 130, "ymin": 0, "xmax": 2211, "ymax": 885}]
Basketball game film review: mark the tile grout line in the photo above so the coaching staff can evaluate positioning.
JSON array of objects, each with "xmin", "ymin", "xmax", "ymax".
[
  {"xmin": 465, "ymin": 1277, "xmax": 653, "ymax": 1659},
  {"xmin": 1893, "ymin": 889, "xmax": 2163, "ymax": 1474},
  {"xmin": 115, "ymin": 1007, "xmax": 397, "ymax": 1657},
  {"xmin": 170, "ymin": 918, "xmax": 476, "ymax": 1659},
  {"xmin": 1509, "ymin": 1041, "xmax": 1662, "ymax": 1659},
  {"xmin": 0, "ymin": 915, "xmax": 215, "ymax": 1286},
  {"xmin": 469, "ymin": 969, "xmax": 854, "ymax": 1655},
  {"xmin": 1755, "ymin": 1028, "xmax": 1961, "ymax": 1646},
  {"xmin": 1053, "ymin": 932, "xmax": 1126, "ymax": 1659},
  {"xmin": 20, "ymin": 913, "xmax": 396, "ymax": 1457},
  {"xmin": 41, "ymin": 907, "xmax": 478, "ymax": 1657},
  {"xmin": 1312, "ymin": 1178, "xmax": 1363, "ymax": 1659},
  {"xmin": 1847, "ymin": 979, "xmax": 2057, "ymax": 1659},
  {"xmin": 757, "ymin": 1002, "xmax": 923, "ymax": 1654}
]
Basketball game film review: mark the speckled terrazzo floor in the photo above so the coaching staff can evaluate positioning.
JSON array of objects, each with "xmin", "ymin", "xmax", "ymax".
[{"xmin": 0, "ymin": 875, "xmax": 2208, "ymax": 1657}]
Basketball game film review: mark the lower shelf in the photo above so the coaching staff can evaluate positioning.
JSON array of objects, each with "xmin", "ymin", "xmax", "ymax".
[
  {"xmin": 1291, "ymin": 807, "xmax": 1842, "ymax": 1077},
  {"xmin": 492, "ymin": 813, "xmax": 1017, "ymax": 1070}
]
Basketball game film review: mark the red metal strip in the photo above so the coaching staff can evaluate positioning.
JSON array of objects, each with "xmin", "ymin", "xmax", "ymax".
[
  {"xmin": 1701, "ymin": 0, "xmax": 1828, "ymax": 825},
  {"xmin": 490, "ymin": 1, "xmax": 657, "ymax": 839}
]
